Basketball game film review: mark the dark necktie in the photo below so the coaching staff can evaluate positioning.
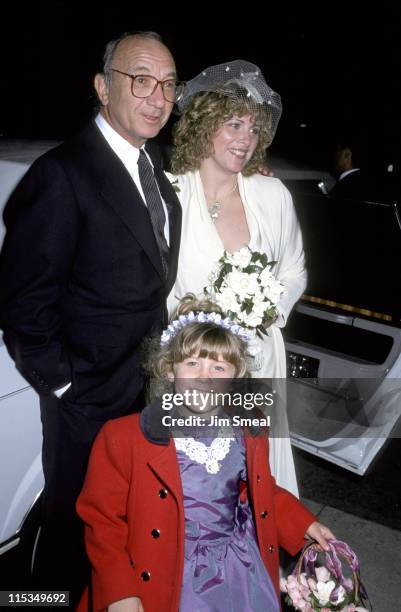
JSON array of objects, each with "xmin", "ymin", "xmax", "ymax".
[{"xmin": 137, "ymin": 150, "xmax": 169, "ymax": 277}]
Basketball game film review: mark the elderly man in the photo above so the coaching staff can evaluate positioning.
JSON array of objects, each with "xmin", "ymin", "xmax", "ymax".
[{"xmin": 0, "ymin": 31, "xmax": 182, "ymax": 605}]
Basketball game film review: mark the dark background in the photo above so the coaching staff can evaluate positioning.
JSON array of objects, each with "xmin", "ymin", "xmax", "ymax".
[{"xmin": 1, "ymin": 1, "xmax": 400, "ymax": 173}]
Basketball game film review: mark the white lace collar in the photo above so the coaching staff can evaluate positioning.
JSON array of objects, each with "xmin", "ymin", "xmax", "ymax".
[{"xmin": 174, "ymin": 430, "xmax": 235, "ymax": 474}]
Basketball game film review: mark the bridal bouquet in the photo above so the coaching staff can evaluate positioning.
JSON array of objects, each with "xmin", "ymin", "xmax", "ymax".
[
  {"xmin": 280, "ymin": 540, "xmax": 370, "ymax": 612},
  {"xmin": 204, "ymin": 246, "xmax": 284, "ymax": 331}
]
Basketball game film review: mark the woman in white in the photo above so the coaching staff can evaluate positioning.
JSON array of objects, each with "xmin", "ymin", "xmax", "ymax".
[{"xmin": 168, "ymin": 60, "xmax": 306, "ymax": 496}]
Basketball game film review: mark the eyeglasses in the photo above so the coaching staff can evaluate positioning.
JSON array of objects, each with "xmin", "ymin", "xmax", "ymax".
[{"xmin": 110, "ymin": 69, "xmax": 186, "ymax": 103}]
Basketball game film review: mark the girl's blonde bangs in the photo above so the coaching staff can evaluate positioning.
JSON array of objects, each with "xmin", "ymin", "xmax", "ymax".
[{"xmin": 172, "ymin": 325, "xmax": 247, "ymax": 376}]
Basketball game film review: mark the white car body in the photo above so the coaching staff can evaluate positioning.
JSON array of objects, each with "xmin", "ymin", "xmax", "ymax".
[
  {"xmin": 282, "ymin": 181, "xmax": 401, "ymax": 475},
  {"xmin": 0, "ymin": 143, "xmax": 57, "ymax": 554}
]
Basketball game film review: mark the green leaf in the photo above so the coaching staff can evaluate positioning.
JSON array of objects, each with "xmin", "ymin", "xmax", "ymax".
[
  {"xmin": 242, "ymin": 298, "xmax": 254, "ymax": 314},
  {"xmin": 243, "ymin": 264, "xmax": 261, "ymax": 274},
  {"xmin": 263, "ymin": 306, "xmax": 276, "ymax": 320}
]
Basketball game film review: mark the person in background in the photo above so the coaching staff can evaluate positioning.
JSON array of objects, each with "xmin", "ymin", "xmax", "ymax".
[
  {"xmin": 329, "ymin": 138, "xmax": 368, "ymax": 199},
  {"xmin": 330, "ymin": 137, "xmax": 399, "ymax": 205}
]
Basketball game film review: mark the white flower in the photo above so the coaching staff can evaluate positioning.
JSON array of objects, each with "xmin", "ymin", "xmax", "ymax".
[
  {"xmin": 312, "ymin": 580, "xmax": 335, "ymax": 605},
  {"xmin": 331, "ymin": 585, "xmax": 346, "ymax": 605},
  {"xmin": 228, "ymin": 247, "xmax": 253, "ymax": 268},
  {"xmin": 206, "ymin": 248, "xmax": 283, "ymax": 330},
  {"xmin": 315, "ymin": 566, "xmax": 331, "ymax": 583},
  {"xmin": 241, "ymin": 310, "xmax": 263, "ymax": 328},
  {"xmin": 263, "ymin": 279, "xmax": 284, "ymax": 305},
  {"xmin": 207, "ymin": 259, "xmax": 223, "ymax": 285},
  {"xmin": 259, "ymin": 267, "xmax": 284, "ymax": 306},
  {"xmin": 259, "ymin": 266, "xmax": 275, "ymax": 287},
  {"xmin": 250, "ymin": 286, "xmax": 265, "ymax": 305},
  {"xmin": 233, "ymin": 309, "xmax": 246, "ymax": 325},
  {"xmin": 226, "ymin": 271, "xmax": 259, "ymax": 299},
  {"xmin": 215, "ymin": 287, "xmax": 240, "ymax": 313},
  {"xmin": 253, "ymin": 299, "xmax": 268, "ymax": 318},
  {"xmin": 307, "ymin": 577, "xmax": 317, "ymax": 591}
]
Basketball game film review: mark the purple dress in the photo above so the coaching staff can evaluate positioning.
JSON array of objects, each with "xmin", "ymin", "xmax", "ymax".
[{"xmin": 175, "ymin": 432, "xmax": 279, "ymax": 612}]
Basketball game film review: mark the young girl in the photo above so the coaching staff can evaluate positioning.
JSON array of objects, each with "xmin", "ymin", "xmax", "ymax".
[{"xmin": 77, "ymin": 297, "xmax": 333, "ymax": 612}]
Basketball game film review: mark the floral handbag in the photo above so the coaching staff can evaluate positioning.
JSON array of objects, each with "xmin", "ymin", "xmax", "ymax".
[{"xmin": 280, "ymin": 539, "xmax": 371, "ymax": 611}]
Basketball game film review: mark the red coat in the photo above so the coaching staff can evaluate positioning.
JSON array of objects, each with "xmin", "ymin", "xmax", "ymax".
[{"xmin": 77, "ymin": 406, "xmax": 316, "ymax": 612}]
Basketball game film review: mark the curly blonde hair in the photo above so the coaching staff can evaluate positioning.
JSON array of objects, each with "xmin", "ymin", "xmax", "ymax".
[{"xmin": 171, "ymin": 92, "xmax": 273, "ymax": 176}]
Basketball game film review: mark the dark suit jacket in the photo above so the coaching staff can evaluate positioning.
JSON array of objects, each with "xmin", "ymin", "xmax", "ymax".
[
  {"xmin": 330, "ymin": 168, "xmax": 399, "ymax": 205},
  {"xmin": 329, "ymin": 169, "xmax": 392, "ymax": 203},
  {"xmin": 0, "ymin": 121, "xmax": 181, "ymax": 423}
]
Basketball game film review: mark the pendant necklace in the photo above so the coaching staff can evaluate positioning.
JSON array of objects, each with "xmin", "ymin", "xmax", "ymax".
[{"xmin": 207, "ymin": 179, "xmax": 238, "ymax": 222}]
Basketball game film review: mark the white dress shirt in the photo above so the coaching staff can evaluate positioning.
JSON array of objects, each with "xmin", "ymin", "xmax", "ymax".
[{"xmin": 95, "ymin": 113, "xmax": 170, "ymax": 244}]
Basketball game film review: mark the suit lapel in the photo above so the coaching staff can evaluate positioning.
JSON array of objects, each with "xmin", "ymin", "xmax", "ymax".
[
  {"xmin": 99, "ymin": 175, "xmax": 165, "ymax": 281},
  {"xmin": 82, "ymin": 122, "xmax": 165, "ymax": 282}
]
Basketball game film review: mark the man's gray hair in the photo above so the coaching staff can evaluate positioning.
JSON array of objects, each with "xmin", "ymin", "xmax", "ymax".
[{"xmin": 102, "ymin": 31, "xmax": 163, "ymax": 88}]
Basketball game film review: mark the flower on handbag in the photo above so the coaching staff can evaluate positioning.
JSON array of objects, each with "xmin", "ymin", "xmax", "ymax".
[
  {"xmin": 280, "ymin": 540, "xmax": 370, "ymax": 612},
  {"xmin": 315, "ymin": 567, "xmax": 331, "ymax": 583},
  {"xmin": 204, "ymin": 246, "xmax": 284, "ymax": 331},
  {"xmin": 312, "ymin": 580, "xmax": 336, "ymax": 606}
]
